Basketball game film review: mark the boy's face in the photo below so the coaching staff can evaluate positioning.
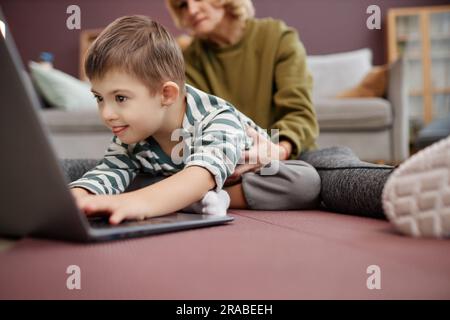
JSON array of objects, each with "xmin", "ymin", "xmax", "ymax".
[{"xmin": 91, "ymin": 70, "xmax": 166, "ymax": 144}]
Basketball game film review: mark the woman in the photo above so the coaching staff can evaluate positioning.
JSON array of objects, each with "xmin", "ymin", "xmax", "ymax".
[
  {"xmin": 167, "ymin": 0, "xmax": 317, "ymax": 160},
  {"xmin": 166, "ymin": 0, "xmax": 394, "ymax": 217},
  {"xmin": 166, "ymin": 0, "xmax": 325, "ymax": 211}
]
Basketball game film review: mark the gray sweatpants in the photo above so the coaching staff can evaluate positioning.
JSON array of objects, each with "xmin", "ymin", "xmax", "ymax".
[
  {"xmin": 61, "ymin": 159, "xmax": 321, "ymax": 211},
  {"xmin": 61, "ymin": 145, "xmax": 394, "ymax": 216},
  {"xmin": 241, "ymin": 160, "xmax": 321, "ymax": 210}
]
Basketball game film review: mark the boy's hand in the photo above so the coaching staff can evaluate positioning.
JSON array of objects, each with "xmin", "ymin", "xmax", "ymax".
[{"xmin": 77, "ymin": 192, "xmax": 154, "ymax": 225}]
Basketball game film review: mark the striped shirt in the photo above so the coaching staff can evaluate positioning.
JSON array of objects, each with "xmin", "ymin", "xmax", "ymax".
[{"xmin": 69, "ymin": 85, "xmax": 270, "ymax": 194}]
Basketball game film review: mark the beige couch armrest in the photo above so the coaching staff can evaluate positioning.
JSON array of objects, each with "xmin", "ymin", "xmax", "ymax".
[{"xmin": 387, "ymin": 57, "xmax": 409, "ymax": 162}]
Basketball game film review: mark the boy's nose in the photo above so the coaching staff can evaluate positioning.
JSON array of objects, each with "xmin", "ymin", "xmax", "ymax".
[{"xmin": 100, "ymin": 105, "xmax": 119, "ymax": 122}]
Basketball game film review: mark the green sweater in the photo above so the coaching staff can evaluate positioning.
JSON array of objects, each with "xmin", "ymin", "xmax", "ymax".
[{"xmin": 183, "ymin": 18, "xmax": 318, "ymax": 158}]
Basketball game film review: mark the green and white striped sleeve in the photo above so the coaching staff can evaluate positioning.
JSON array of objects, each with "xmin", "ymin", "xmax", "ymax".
[
  {"xmin": 68, "ymin": 137, "xmax": 140, "ymax": 195},
  {"xmin": 184, "ymin": 109, "xmax": 245, "ymax": 191}
]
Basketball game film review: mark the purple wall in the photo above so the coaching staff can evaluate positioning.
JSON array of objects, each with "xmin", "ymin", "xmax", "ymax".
[{"xmin": 1, "ymin": 0, "xmax": 448, "ymax": 77}]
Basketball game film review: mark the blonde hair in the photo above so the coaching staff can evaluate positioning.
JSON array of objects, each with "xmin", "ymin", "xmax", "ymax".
[
  {"xmin": 166, "ymin": 0, "xmax": 255, "ymax": 28},
  {"xmin": 84, "ymin": 15, "xmax": 185, "ymax": 95}
]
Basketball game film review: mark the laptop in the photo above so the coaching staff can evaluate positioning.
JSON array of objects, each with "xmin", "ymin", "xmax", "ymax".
[{"xmin": 0, "ymin": 9, "xmax": 233, "ymax": 242}]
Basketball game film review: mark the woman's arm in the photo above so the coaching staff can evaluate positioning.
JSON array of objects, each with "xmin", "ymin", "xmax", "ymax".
[{"xmin": 271, "ymin": 25, "xmax": 319, "ymax": 158}]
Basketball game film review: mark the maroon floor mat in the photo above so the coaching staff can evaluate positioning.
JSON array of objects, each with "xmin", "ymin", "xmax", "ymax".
[{"xmin": 0, "ymin": 210, "xmax": 449, "ymax": 299}]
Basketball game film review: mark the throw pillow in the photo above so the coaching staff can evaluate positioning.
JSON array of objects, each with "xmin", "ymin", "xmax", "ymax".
[
  {"xmin": 28, "ymin": 61, "xmax": 97, "ymax": 111},
  {"xmin": 336, "ymin": 65, "xmax": 388, "ymax": 98},
  {"xmin": 307, "ymin": 48, "xmax": 373, "ymax": 99}
]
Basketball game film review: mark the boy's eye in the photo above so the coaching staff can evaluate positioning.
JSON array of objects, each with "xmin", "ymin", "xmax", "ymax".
[
  {"xmin": 115, "ymin": 95, "xmax": 127, "ymax": 103},
  {"xmin": 93, "ymin": 94, "xmax": 103, "ymax": 103}
]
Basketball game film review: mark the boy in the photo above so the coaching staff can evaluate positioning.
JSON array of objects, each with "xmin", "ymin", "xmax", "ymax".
[{"xmin": 70, "ymin": 15, "xmax": 277, "ymax": 224}]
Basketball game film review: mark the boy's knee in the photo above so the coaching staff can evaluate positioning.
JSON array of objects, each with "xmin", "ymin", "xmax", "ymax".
[
  {"xmin": 241, "ymin": 160, "xmax": 322, "ymax": 210},
  {"xmin": 284, "ymin": 161, "xmax": 321, "ymax": 209}
]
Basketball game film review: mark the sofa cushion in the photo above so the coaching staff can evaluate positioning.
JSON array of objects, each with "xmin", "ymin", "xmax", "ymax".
[
  {"xmin": 39, "ymin": 109, "xmax": 107, "ymax": 133},
  {"xmin": 29, "ymin": 61, "xmax": 97, "ymax": 111},
  {"xmin": 41, "ymin": 98, "xmax": 392, "ymax": 134},
  {"xmin": 315, "ymin": 98, "xmax": 392, "ymax": 130},
  {"xmin": 307, "ymin": 48, "xmax": 372, "ymax": 100}
]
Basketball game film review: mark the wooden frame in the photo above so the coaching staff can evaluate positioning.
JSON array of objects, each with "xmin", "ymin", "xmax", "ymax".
[
  {"xmin": 387, "ymin": 5, "xmax": 450, "ymax": 125},
  {"xmin": 79, "ymin": 28, "xmax": 103, "ymax": 81}
]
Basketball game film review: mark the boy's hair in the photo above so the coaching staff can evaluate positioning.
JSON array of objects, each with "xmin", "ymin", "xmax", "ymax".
[
  {"xmin": 166, "ymin": 0, "xmax": 255, "ymax": 29},
  {"xmin": 85, "ymin": 15, "xmax": 185, "ymax": 94}
]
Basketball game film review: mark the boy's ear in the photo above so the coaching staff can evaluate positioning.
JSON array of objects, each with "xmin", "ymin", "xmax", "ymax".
[{"xmin": 160, "ymin": 81, "xmax": 180, "ymax": 107}]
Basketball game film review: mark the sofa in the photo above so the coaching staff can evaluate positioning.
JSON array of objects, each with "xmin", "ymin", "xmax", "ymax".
[
  {"xmin": 37, "ymin": 48, "xmax": 409, "ymax": 163},
  {"xmin": 308, "ymin": 49, "xmax": 409, "ymax": 163},
  {"xmin": 39, "ymin": 109, "xmax": 113, "ymax": 159}
]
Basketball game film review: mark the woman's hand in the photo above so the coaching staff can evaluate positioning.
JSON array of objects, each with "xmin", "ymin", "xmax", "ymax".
[
  {"xmin": 224, "ymin": 127, "xmax": 292, "ymax": 186},
  {"xmin": 76, "ymin": 191, "xmax": 155, "ymax": 225}
]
